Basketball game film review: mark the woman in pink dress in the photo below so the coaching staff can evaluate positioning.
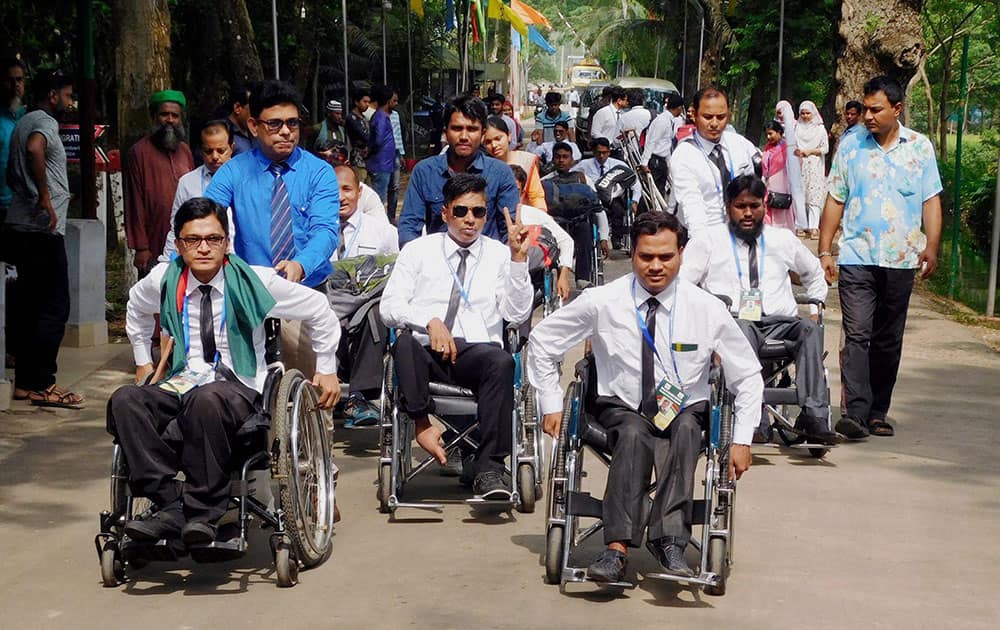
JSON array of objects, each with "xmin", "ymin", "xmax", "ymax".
[{"xmin": 761, "ymin": 120, "xmax": 795, "ymax": 230}]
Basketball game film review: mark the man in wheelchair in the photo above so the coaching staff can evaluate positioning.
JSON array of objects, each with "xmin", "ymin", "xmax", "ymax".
[
  {"xmin": 107, "ymin": 198, "xmax": 342, "ymax": 545},
  {"xmin": 379, "ymin": 173, "xmax": 533, "ymax": 499},
  {"xmin": 680, "ymin": 175, "xmax": 837, "ymax": 445},
  {"xmin": 527, "ymin": 212, "xmax": 763, "ymax": 583}
]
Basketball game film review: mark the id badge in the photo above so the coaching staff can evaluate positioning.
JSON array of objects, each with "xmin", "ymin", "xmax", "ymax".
[
  {"xmin": 652, "ymin": 377, "xmax": 689, "ymax": 431},
  {"xmin": 158, "ymin": 365, "xmax": 214, "ymax": 395},
  {"xmin": 738, "ymin": 288, "xmax": 763, "ymax": 321}
]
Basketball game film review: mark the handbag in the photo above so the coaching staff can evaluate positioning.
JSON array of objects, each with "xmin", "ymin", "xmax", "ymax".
[{"xmin": 767, "ymin": 191, "xmax": 793, "ymax": 209}]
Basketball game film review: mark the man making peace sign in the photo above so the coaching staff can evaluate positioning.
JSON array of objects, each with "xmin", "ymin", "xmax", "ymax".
[{"xmin": 380, "ymin": 173, "xmax": 534, "ymax": 499}]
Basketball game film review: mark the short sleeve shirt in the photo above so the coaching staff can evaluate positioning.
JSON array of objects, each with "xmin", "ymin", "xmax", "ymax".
[
  {"xmin": 5, "ymin": 109, "xmax": 70, "ymax": 235},
  {"xmin": 827, "ymin": 125, "xmax": 942, "ymax": 269}
]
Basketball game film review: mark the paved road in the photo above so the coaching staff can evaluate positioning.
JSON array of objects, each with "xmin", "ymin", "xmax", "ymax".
[{"xmin": 2, "ymin": 251, "xmax": 999, "ymax": 629}]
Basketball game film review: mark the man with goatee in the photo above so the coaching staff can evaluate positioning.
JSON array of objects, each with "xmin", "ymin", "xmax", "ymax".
[{"xmin": 125, "ymin": 90, "xmax": 194, "ymax": 276}]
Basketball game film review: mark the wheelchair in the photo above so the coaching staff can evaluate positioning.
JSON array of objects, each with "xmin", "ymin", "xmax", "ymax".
[
  {"xmin": 544, "ymin": 354, "xmax": 736, "ymax": 595},
  {"xmin": 95, "ymin": 319, "xmax": 336, "ymax": 588},
  {"xmin": 588, "ymin": 216, "xmax": 605, "ymax": 287},
  {"xmin": 755, "ymin": 296, "xmax": 836, "ymax": 459},
  {"xmin": 376, "ymin": 325, "xmax": 544, "ymax": 515}
]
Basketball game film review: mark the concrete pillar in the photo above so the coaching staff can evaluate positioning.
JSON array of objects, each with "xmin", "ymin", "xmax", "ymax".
[{"xmin": 64, "ymin": 218, "xmax": 108, "ymax": 347}]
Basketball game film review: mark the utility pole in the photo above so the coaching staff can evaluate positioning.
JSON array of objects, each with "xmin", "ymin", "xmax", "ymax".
[
  {"xmin": 271, "ymin": 0, "xmax": 280, "ymax": 78},
  {"xmin": 777, "ymin": 0, "xmax": 785, "ymax": 100},
  {"xmin": 987, "ymin": 152, "xmax": 1000, "ymax": 317}
]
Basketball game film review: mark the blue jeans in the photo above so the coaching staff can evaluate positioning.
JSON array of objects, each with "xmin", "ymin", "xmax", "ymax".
[{"xmin": 369, "ymin": 171, "xmax": 392, "ymax": 207}]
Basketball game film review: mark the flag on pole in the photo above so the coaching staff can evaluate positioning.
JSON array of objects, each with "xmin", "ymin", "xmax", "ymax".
[
  {"xmin": 528, "ymin": 25, "xmax": 556, "ymax": 54},
  {"xmin": 445, "ymin": 0, "xmax": 455, "ymax": 31},
  {"xmin": 410, "ymin": 0, "xmax": 423, "ymax": 19},
  {"xmin": 511, "ymin": 0, "xmax": 552, "ymax": 29},
  {"xmin": 472, "ymin": 1, "xmax": 487, "ymax": 43},
  {"xmin": 511, "ymin": 26, "xmax": 521, "ymax": 52}
]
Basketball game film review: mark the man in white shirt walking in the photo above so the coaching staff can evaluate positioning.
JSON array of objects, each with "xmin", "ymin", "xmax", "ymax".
[
  {"xmin": 669, "ymin": 87, "xmax": 760, "ymax": 238},
  {"xmin": 527, "ymin": 211, "xmax": 762, "ymax": 583},
  {"xmin": 642, "ymin": 93, "xmax": 685, "ymax": 196},
  {"xmin": 380, "ymin": 174, "xmax": 533, "ymax": 499},
  {"xmin": 108, "ymin": 198, "xmax": 342, "ymax": 544},
  {"xmin": 681, "ymin": 175, "xmax": 836, "ymax": 444},
  {"xmin": 589, "ymin": 86, "xmax": 628, "ymax": 151}
]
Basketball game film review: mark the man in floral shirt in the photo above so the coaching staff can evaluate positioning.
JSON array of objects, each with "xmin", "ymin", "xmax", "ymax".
[{"xmin": 818, "ymin": 76, "xmax": 942, "ymax": 440}]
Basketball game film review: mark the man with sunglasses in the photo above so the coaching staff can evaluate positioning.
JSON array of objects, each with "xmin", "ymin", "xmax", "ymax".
[
  {"xmin": 381, "ymin": 173, "xmax": 533, "ymax": 499},
  {"xmin": 205, "ymin": 80, "xmax": 339, "ymax": 289},
  {"xmin": 108, "ymin": 197, "xmax": 341, "ymax": 544}
]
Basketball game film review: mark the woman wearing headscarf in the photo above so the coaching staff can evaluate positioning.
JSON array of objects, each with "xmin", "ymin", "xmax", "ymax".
[
  {"xmin": 795, "ymin": 100, "xmax": 828, "ymax": 239},
  {"xmin": 774, "ymin": 100, "xmax": 807, "ymax": 235}
]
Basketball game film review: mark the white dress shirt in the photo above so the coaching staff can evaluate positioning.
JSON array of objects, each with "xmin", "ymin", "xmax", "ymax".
[
  {"xmin": 573, "ymin": 157, "xmax": 642, "ymax": 203},
  {"xmin": 332, "ymin": 210, "xmax": 398, "ymax": 261},
  {"xmin": 680, "ymin": 224, "xmax": 828, "ymax": 317},
  {"xmin": 619, "ymin": 106, "xmax": 652, "ymax": 136},
  {"xmin": 517, "ymin": 204, "xmax": 575, "ymax": 268},
  {"xmin": 641, "ymin": 111, "xmax": 678, "ymax": 165},
  {"xmin": 160, "ymin": 166, "xmax": 236, "ymax": 262},
  {"xmin": 358, "ymin": 182, "xmax": 388, "ymax": 219},
  {"xmin": 379, "ymin": 232, "xmax": 533, "ymax": 346},
  {"xmin": 532, "ymin": 140, "xmax": 581, "ymax": 164},
  {"xmin": 126, "ymin": 262, "xmax": 341, "ymax": 392},
  {"xmin": 527, "ymin": 275, "xmax": 764, "ymax": 445},
  {"xmin": 540, "ymin": 171, "xmax": 611, "ymax": 241},
  {"xmin": 590, "ymin": 104, "xmax": 622, "ymax": 144},
  {"xmin": 668, "ymin": 130, "xmax": 760, "ymax": 237}
]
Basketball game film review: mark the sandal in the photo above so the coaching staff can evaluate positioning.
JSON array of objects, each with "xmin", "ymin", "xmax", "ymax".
[
  {"xmin": 28, "ymin": 385, "xmax": 85, "ymax": 409},
  {"xmin": 867, "ymin": 419, "xmax": 895, "ymax": 437}
]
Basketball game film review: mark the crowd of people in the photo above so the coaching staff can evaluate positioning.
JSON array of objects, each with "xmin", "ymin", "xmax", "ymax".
[{"xmin": 0, "ymin": 63, "xmax": 941, "ymax": 585}]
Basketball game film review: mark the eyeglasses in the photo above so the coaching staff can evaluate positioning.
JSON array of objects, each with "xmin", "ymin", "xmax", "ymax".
[
  {"xmin": 451, "ymin": 205, "xmax": 487, "ymax": 219},
  {"xmin": 258, "ymin": 117, "xmax": 301, "ymax": 133},
  {"xmin": 178, "ymin": 235, "xmax": 227, "ymax": 248}
]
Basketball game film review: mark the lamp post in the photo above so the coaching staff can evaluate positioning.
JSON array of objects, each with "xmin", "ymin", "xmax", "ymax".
[
  {"xmin": 271, "ymin": 0, "xmax": 280, "ymax": 78},
  {"xmin": 383, "ymin": 1, "xmax": 392, "ymax": 83}
]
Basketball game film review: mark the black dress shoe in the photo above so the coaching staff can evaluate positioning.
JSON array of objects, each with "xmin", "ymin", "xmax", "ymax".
[
  {"xmin": 835, "ymin": 416, "xmax": 869, "ymax": 440},
  {"xmin": 646, "ymin": 537, "xmax": 695, "ymax": 578},
  {"xmin": 752, "ymin": 421, "xmax": 773, "ymax": 444},
  {"xmin": 472, "ymin": 471, "xmax": 511, "ymax": 500},
  {"xmin": 794, "ymin": 414, "xmax": 838, "ymax": 445},
  {"xmin": 459, "ymin": 454, "xmax": 476, "ymax": 488},
  {"xmin": 181, "ymin": 520, "xmax": 219, "ymax": 546},
  {"xmin": 587, "ymin": 548, "xmax": 627, "ymax": 583},
  {"xmin": 124, "ymin": 503, "xmax": 184, "ymax": 541}
]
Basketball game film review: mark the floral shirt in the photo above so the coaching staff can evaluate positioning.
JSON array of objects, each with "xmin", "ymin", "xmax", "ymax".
[{"xmin": 827, "ymin": 124, "xmax": 941, "ymax": 268}]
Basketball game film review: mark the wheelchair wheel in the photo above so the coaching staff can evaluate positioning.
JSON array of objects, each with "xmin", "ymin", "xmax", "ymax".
[
  {"xmin": 517, "ymin": 464, "xmax": 536, "ymax": 514},
  {"xmin": 377, "ymin": 354, "xmax": 396, "ymax": 513},
  {"xmin": 704, "ymin": 536, "xmax": 728, "ymax": 596},
  {"xmin": 110, "ymin": 446, "xmax": 152, "ymax": 529},
  {"xmin": 273, "ymin": 369, "xmax": 335, "ymax": 569},
  {"xmin": 274, "ymin": 541, "xmax": 299, "ymax": 587},
  {"xmin": 544, "ymin": 525, "xmax": 565, "ymax": 585},
  {"xmin": 543, "ymin": 391, "xmax": 575, "ymax": 585},
  {"xmin": 808, "ymin": 447, "xmax": 829, "ymax": 459},
  {"xmin": 100, "ymin": 541, "xmax": 124, "ymax": 587}
]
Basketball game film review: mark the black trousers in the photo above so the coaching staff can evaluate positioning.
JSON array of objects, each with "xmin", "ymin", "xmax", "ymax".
[
  {"xmin": 595, "ymin": 397, "xmax": 708, "ymax": 547},
  {"xmin": 337, "ymin": 303, "xmax": 390, "ymax": 398},
  {"xmin": 838, "ymin": 265, "xmax": 915, "ymax": 422},
  {"xmin": 736, "ymin": 315, "xmax": 829, "ymax": 420},
  {"xmin": 392, "ymin": 332, "xmax": 513, "ymax": 474},
  {"xmin": 106, "ymin": 380, "xmax": 261, "ymax": 523},
  {"xmin": 648, "ymin": 154, "xmax": 669, "ymax": 196},
  {"xmin": 5, "ymin": 230, "xmax": 69, "ymax": 392},
  {"xmin": 559, "ymin": 218, "xmax": 593, "ymax": 283}
]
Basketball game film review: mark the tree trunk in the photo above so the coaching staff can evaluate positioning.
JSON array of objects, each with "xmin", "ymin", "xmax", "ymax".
[
  {"xmin": 115, "ymin": 0, "xmax": 171, "ymax": 153},
  {"xmin": 744, "ymin": 58, "xmax": 773, "ymax": 144},
  {"xmin": 699, "ymin": 0, "xmax": 732, "ymax": 87},
  {"xmin": 832, "ymin": 0, "xmax": 925, "ymax": 137}
]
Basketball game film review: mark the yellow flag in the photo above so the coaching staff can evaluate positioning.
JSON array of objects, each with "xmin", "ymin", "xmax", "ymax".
[
  {"xmin": 410, "ymin": 0, "xmax": 424, "ymax": 18},
  {"xmin": 502, "ymin": 4, "xmax": 529, "ymax": 38},
  {"xmin": 488, "ymin": 0, "xmax": 501, "ymax": 19}
]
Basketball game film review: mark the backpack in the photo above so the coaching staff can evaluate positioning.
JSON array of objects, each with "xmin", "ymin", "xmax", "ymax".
[
  {"xmin": 542, "ymin": 173, "xmax": 603, "ymax": 228},
  {"xmin": 595, "ymin": 164, "xmax": 638, "ymax": 207}
]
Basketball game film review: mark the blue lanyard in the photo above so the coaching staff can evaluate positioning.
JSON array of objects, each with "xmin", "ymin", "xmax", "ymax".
[
  {"xmin": 342, "ymin": 214, "xmax": 364, "ymax": 258},
  {"xmin": 182, "ymin": 285, "xmax": 227, "ymax": 367},
  {"xmin": 692, "ymin": 134, "xmax": 734, "ymax": 220},
  {"xmin": 632, "ymin": 279, "xmax": 682, "ymax": 387},
  {"xmin": 729, "ymin": 230, "xmax": 765, "ymax": 290},
  {"xmin": 442, "ymin": 238, "xmax": 483, "ymax": 308}
]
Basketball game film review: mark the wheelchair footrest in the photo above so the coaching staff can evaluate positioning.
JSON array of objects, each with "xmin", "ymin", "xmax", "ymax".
[
  {"xmin": 566, "ymin": 491, "xmax": 603, "ymax": 519},
  {"xmin": 564, "ymin": 567, "xmax": 636, "ymax": 589},
  {"xmin": 188, "ymin": 537, "xmax": 248, "ymax": 563},
  {"xmin": 465, "ymin": 497, "xmax": 516, "ymax": 511},
  {"xmin": 121, "ymin": 537, "xmax": 186, "ymax": 563},
  {"xmin": 645, "ymin": 571, "xmax": 720, "ymax": 587}
]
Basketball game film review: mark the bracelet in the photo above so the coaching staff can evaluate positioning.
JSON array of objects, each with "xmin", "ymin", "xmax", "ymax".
[{"xmin": 818, "ymin": 251, "xmax": 834, "ymax": 258}]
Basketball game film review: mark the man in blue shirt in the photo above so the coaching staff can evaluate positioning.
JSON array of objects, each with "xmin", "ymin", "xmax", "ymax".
[
  {"xmin": 366, "ymin": 84, "xmax": 397, "ymax": 208},
  {"xmin": 205, "ymin": 80, "xmax": 339, "ymax": 288},
  {"xmin": 535, "ymin": 91, "xmax": 574, "ymax": 144},
  {"xmin": 839, "ymin": 100, "xmax": 863, "ymax": 144},
  {"xmin": 0, "ymin": 58, "xmax": 27, "ymax": 221},
  {"xmin": 819, "ymin": 76, "xmax": 942, "ymax": 440},
  {"xmin": 398, "ymin": 96, "xmax": 520, "ymax": 247}
]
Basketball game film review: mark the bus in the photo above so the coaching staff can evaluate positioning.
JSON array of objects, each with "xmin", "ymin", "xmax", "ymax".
[{"xmin": 569, "ymin": 59, "xmax": 608, "ymax": 88}]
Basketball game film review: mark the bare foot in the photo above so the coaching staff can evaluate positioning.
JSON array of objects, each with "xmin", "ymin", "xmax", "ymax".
[{"xmin": 413, "ymin": 417, "xmax": 448, "ymax": 465}]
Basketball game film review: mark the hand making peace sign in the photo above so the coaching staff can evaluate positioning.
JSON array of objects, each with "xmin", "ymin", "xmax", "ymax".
[{"xmin": 504, "ymin": 207, "xmax": 531, "ymax": 264}]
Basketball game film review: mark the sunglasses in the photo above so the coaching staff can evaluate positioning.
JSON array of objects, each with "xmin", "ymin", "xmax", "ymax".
[
  {"xmin": 451, "ymin": 205, "xmax": 487, "ymax": 219},
  {"xmin": 258, "ymin": 117, "xmax": 301, "ymax": 133}
]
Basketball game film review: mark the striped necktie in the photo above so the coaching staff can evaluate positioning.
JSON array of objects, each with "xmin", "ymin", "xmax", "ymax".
[{"xmin": 269, "ymin": 162, "xmax": 295, "ymax": 265}]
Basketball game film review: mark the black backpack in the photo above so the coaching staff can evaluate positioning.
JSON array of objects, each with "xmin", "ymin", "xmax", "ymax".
[{"xmin": 542, "ymin": 173, "xmax": 604, "ymax": 228}]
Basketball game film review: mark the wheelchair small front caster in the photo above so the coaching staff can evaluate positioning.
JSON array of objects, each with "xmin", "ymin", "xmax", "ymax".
[{"xmin": 100, "ymin": 541, "xmax": 124, "ymax": 587}]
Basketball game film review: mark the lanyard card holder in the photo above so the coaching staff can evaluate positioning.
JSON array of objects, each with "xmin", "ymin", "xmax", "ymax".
[
  {"xmin": 738, "ymin": 288, "xmax": 763, "ymax": 321},
  {"xmin": 652, "ymin": 376, "xmax": 689, "ymax": 432},
  {"xmin": 158, "ymin": 365, "xmax": 215, "ymax": 396}
]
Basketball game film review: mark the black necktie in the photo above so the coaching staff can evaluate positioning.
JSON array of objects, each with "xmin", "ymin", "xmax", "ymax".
[
  {"xmin": 198, "ymin": 285, "xmax": 217, "ymax": 364},
  {"xmin": 640, "ymin": 297, "xmax": 658, "ymax": 416},
  {"xmin": 709, "ymin": 144, "xmax": 731, "ymax": 192},
  {"xmin": 599, "ymin": 161, "xmax": 605, "ymax": 177},
  {"xmin": 747, "ymin": 239, "xmax": 759, "ymax": 289},
  {"xmin": 443, "ymin": 249, "xmax": 470, "ymax": 330},
  {"xmin": 338, "ymin": 222, "xmax": 348, "ymax": 258}
]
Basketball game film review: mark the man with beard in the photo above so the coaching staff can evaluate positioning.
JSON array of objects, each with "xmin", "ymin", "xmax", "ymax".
[
  {"xmin": 680, "ymin": 175, "xmax": 835, "ymax": 444},
  {"xmin": 124, "ymin": 90, "xmax": 194, "ymax": 276},
  {"xmin": 4, "ymin": 69, "xmax": 84, "ymax": 408}
]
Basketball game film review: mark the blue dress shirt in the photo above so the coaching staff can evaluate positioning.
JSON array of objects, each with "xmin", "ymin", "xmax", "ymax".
[
  {"xmin": 205, "ymin": 146, "xmax": 340, "ymax": 287},
  {"xmin": 397, "ymin": 149, "xmax": 520, "ymax": 246}
]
